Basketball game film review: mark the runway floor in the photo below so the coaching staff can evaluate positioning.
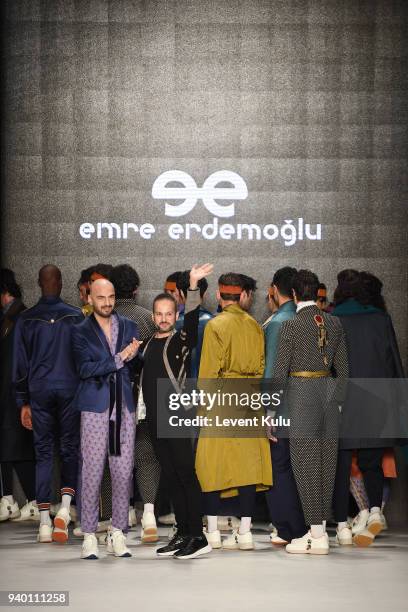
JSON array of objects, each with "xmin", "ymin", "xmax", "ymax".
[{"xmin": 1, "ymin": 522, "xmax": 407, "ymax": 612}]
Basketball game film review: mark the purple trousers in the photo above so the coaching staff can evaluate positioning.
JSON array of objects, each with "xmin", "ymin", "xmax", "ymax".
[{"xmin": 80, "ymin": 408, "xmax": 136, "ymax": 534}]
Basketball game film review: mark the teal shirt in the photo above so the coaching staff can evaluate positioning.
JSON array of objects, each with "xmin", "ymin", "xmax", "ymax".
[{"xmin": 263, "ymin": 301, "xmax": 296, "ymax": 379}]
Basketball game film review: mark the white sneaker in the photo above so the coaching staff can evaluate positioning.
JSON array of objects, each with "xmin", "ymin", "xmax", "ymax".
[
  {"xmin": 158, "ymin": 512, "xmax": 176, "ymax": 525},
  {"xmin": 336, "ymin": 526, "xmax": 353, "ymax": 546},
  {"xmin": 351, "ymin": 509, "xmax": 369, "ymax": 536},
  {"xmin": 168, "ymin": 523, "xmax": 177, "ymax": 540},
  {"xmin": 367, "ymin": 511, "xmax": 384, "ymax": 536},
  {"xmin": 286, "ymin": 531, "xmax": 329, "ymax": 555},
  {"xmin": 11, "ymin": 500, "xmax": 40, "ymax": 522},
  {"xmin": 52, "ymin": 507, "xmax": 70, "ymax": 543},
  {"xmin": 141, "ymin": 512, "xmax": 158, "ymax": 543},
  {"xmin": 270, "ymin": 534, "xmax": 289, "ymax": 546},
  {"xmin": 0, "ymin": 497, "xmax": 20, "ymax": 521},
  {"xmin": 37, "ymin": 523, "xmax": 53, "ymax": 543},
  {"xmin": 128, "ymin": 507, "xmax": 137, "ymax": 528},
  {"xmin": 106, "ymin": 529, "xmax": 132, "ymax": 557},
  {"xmin": 353, "ymin": 528, "xmax": 375, "ymax": 547},
  {"xmin": 218, "ymin": 516, "xmax": 240, "ymax": 532},
  {"xmin": 204, "ymin": 529, "xmax": 222, "ymax": 549},
  {"xmin": 222, "ymin": 530, "xmax": 254, "ymax": 550},
  {"xmin": 81, "ymin": 534, "xmax": 99, "ymax": 559},
  {"xmin": 380, "ymin": 511, "xmax": 388, "ymax": 531}
]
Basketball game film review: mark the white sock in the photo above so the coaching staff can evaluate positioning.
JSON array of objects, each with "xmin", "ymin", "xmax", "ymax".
[
  {"xmin": 207, "ymin": 515, "xmax": 218, "ymax": 533},
  {"xmin": 40, "ymin": 510, "xmax": 51, "ymax": 527},
  {"xmin": 338, "ymin": 521, "xmax": 348, "ymax": 531},
  {"xmin": 84, "ymin": 532, "xmax": 95, "ymax": 538},
  {"xmin": 4, "ymin": 495, "xmax": 15, "ymax": 504},
  {"xmin": 60, "ymin": 494, "xmax": 72, "ymax": 511},
  {"xmin": 322, "ymin": 519, "xmax": 327, "ymax": 532},
  {"xmin": 239, "ymin": 517, "xmax": 251, "ymax": 535},
  {"xmin": 143, "ymin": 503, "xmax": 154, "ymax": 514},
  {"xmin": 310, "ymin": 524, "xmax": 324, "ymax": 538},
  {"xmin": 112, "ymin": 527, "xmax": 122, "ymax": 533},
  {"xmin": 370, "ymin": 506, "xmax": 381, "ymax": 515}
]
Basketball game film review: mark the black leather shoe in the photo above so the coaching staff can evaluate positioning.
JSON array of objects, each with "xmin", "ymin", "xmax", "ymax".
[
  {"xmin": 156, "ymin": 532, "xmax": 189, "ymax": 557},
  {"xmin": 174, "ymin": 535, "xmax": 212, "ymax": 559}
]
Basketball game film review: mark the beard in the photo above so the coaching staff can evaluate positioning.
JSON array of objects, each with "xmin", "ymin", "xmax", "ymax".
[
  {"xmin": 93, "ymin": 305, "xmax": 113, "ymax": 318},
  {"xmin": 155, "ymin": 321, "xmax": 176, "ymax": 333}
]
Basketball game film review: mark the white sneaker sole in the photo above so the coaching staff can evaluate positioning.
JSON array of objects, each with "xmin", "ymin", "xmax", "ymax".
[
  {"xmin": 286, "ymin": 548, "xmax": 329, "ymax": 555},
  {"xmin": 174, "ymin": 544, "xmax": 212, "ymax": 559}
]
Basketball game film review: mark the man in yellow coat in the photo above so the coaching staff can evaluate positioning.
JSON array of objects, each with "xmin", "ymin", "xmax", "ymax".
[{"xmin": 196, "ymin": 273, "xmax": 272, "ymax": 551}]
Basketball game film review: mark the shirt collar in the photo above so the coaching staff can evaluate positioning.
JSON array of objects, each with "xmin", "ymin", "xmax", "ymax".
[
  {"xmin": 39, "ymin": 295, "xmax": 62, "ymax": 305},
  {"xmin": 296, "ymin": 300, "xmax": 317, "ymax": 313}
]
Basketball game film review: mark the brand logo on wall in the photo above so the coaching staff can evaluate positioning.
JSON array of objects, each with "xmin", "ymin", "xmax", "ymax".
[
  {"xmin": 79, "ymin": 170, "xmax": 321, "ymax": 246},
  {"xmin": 152, "ymin": 170, "xmax": 248, "ymax": 218}
]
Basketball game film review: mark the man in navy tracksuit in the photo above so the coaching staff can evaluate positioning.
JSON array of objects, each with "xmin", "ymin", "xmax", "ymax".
[{"xmin": 13, "ymin": 265, "xmax": 83, "ymax": 544}]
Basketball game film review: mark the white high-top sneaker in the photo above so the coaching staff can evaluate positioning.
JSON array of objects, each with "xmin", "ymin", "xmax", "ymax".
[
  {"xmin": 204, "ymin": 529, "xmax": 222, "ymax": 549},
  {"xmin": 37, "ymin": 524, "xmax": 53, "ymax": 543},
  {"xmin": 128, "ymin": 507, "xmax": 137, "ymax": 528},
  {"xmin": 217, "ymin": 516, "xmax": 240, "ymax": 532},
  {"xmin": 336, "ymin": 526, "xmax": 353, "ymax": 546},
  {"xmin": 0, "ymin": 497, "xmax": 20, "ymax": 521},
  {"xmin": 168, "ymin": 523, "xmax": 177, "ymax": 540},
  {"xmin": 367, "ymin": 510, "xmax": 384, "ymax": 536},
  {"xmin": 106, "ymin": 529, "xmax": 132, "ymax": 557},
  {"xmin": 11, "ymin": 500, "xmax": 39, "ymax": 522},
  {"xmin": 222, "ymin": 530, "xmax": 254, "ymax": 550},
  {"xmin": 158, "ymin": 512, "xmax": 175, "ymax": 525},
  {"xmin": 351, "ymin": 509, "xmax": 369, "ymax": 536},
  {"xmin": 52, "ymin": 507, "xmax": 70, "ymax": 543},
  {"xmin": 286, "ymin": 531, "xmax": 329, "ymax": 555},
  {"xmin": 81, "ymin": 534, "xmax": 99, "ymax": 560},
  {"xmin": 141, "ymin": 512, "xmax": 158, "ymax": 543}
]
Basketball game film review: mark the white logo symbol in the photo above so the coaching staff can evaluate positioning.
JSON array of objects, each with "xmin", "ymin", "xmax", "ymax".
[{"xmin": 151, "ymin": 170, "xmax": 248, "ymax": 218}]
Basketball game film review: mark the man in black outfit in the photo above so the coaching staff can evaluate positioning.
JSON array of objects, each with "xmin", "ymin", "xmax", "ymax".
[{"xmin": 139, "ymin": 263, "xmax": 213, "ymax": 560}]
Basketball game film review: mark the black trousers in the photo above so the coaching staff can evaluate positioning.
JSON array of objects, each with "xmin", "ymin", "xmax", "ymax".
[
  {"xmin": 1, "ymin": 460, "xmax": 36, "ymax": 501},
  {"xmin": 333, "ymin": 448, "xmax": 385, "ymax": 522},
  {"xmin": 265, "ymin": 439, "xmax": 307, "ymax": 541},
  {"xmin": 148, "ymin": 419, "xmax": 203, "ymax": 537},
  {"xmin": 204, "ymin": 484, "xmax": 256, "ymax": 517}
]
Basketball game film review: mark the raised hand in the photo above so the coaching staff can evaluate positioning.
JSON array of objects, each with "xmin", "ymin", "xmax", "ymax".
[{"xmin": 189, "ymin": 263, "xmax": 214, "ymax": 289}]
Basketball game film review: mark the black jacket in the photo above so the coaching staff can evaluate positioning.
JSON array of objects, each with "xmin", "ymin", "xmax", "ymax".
[{"xmin": 334, "ymin": 301, "xmax": 405, "ymax": 449}]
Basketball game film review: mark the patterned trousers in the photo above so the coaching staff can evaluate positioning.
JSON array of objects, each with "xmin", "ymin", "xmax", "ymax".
[
  {"xmin": 134, "ymin": 421, "xmax": 161, "ymax": 505},
  {"xmin": 80, "ymin": 408, "xmax": 136, "ymax": 534},
  {"xmin": 288, "ymin": 381, "xmax": 339, "ymax": 525}
]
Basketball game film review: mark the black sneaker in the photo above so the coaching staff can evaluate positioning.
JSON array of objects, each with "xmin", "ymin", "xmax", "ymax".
[
  {"xmin": 156, "ymin": 532, "xmax": 189, "ymax": 557},
  {"xmin": 174, "ymin": 535, "xmax": 212, "ymax": 559}
]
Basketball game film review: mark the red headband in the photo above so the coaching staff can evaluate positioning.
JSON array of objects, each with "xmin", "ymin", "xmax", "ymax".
[
  {"xmin": 165, "ymin": 281, "xmax": 177, "ymax": 291},
  {"xmin": 219, "ymin": 284, "xmax": 242, "ymax": 295},
  {"xmin": 90, "ymin": 272, "xmax": 106, "ymax": 282}
]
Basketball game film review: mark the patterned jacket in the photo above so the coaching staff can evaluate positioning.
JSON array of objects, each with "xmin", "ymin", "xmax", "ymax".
[{"xmin": 114, "ymin": 298, "xmax": 156, "ymax": 342}]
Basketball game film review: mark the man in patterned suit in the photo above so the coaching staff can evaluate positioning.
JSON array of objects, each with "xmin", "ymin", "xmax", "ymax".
[
  {"xmin": 273, "ymin": 270, "xmax": 348, "ymax": 555},
  {"xmin": 111, "ymin": 264, "xmax": 159, "ymax": 543}
]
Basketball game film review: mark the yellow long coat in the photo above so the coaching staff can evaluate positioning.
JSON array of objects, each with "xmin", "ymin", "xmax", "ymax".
[{"xmin": 195, "ymin": 303, "xmax": 272, "ymax": 497}]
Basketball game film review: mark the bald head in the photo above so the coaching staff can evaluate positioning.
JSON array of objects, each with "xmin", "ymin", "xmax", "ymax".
[
  {"xmin": 38, "ymin": 265, "xmax": 62, "ymax": 297},
  {"xmin": 89, "ymin": 278, "xmax": 115, "ymax": 319}
]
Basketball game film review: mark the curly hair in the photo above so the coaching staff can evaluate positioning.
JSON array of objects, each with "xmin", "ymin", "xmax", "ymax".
[
  {"xmin": 0, "ymin": 268, "xmax": 22, "ymax": 299},
  {"xmin": 111, "ymin": 265, "xmax": 140, "ymax": 299}
]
